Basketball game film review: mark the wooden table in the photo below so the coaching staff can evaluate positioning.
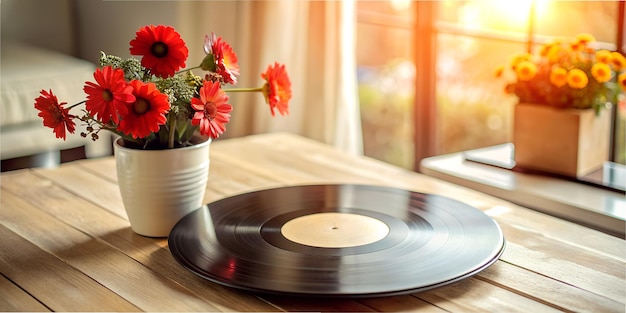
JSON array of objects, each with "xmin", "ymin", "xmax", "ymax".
[{"xmin": 1, "ymin": 133, "xmax": 624, "ymax": 312}]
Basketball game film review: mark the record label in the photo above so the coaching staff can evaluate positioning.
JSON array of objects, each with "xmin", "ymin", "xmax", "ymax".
[{"xmin": 280, "ymin": 212, "xmax": 390, "ymax": 248}]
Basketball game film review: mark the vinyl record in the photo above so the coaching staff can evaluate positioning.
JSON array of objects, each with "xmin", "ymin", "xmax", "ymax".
[{"xmin": 168, "ymin": 184, "xmax": 505, "ymax": 297}]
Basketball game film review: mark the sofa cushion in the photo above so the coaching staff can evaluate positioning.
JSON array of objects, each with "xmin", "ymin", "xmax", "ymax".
[
  {"xmin": 1, "ymin": 41, "xmax": 95, "ymax": 127},
  {"xmin": 0, "ymin": 41, "xmax": 113, "ymax": 160}
]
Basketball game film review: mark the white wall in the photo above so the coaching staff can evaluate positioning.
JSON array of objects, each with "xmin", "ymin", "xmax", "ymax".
[
  {"xmin": 1, "ymin": 0, "xmax": 77, "ymax": 55},
  {"xmin": 74, "ymin": 0, "xmax": 243, "ymax": 68}
]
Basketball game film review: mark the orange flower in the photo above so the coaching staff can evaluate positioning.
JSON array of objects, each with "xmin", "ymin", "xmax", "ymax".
[
  {"xmin": 595, "ymin": 50, "xmax": 612, "ymax": 64},
  {"xmin": 567, "ymin": 68, "xmax": 589, "ymax": 89},
  {"xmin": 539, "ymin": 44, "xmax": 552, "ymax": 57},
  {"xmin": 611, "ymin": 52, "xmax": 626, "ymax": 71},
  {"xmin": 34, "ymin": 89, "xmax": 76, "ymax": 140},
  {"xmin": 261, "ymin": 62, "xmax": 292, "ymax": 116},
  {"xmin": 591, "ymin": 63, "xmax": 612, "ymax": 83},
  {"xmin": 575, "ymin": 33, "xmax": 595, "ymax": 45},
  {"xmin": 549, "ymin": 67, "xmax": 567, "ymax": 87},
  {"xmin": 546, "ymin": 44, "xmax": 562, "ymax": 63},
  {"xmin": 118, "ymin": 80, "xmax": 170, "ymax": 139},
  {"xmin": 191, "ymin": 80, "xmax": 232, "ymax": 139},
  {"xmin": 515, "ymin": 61, "xmax": 537, "ymax": 81},
  {"xmin": 569, "ymin": 41, "xmax": 584, "ymax": 52},
  {"xmin": 510, "ymin": 52, "xmax": 531, "ymax": 70},
  {"xmin": 129, "ymin": 25, "xmax": 188, "ymax": 78}
]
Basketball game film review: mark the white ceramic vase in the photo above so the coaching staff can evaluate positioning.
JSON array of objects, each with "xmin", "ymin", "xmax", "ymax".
[{"xmin": 114, "ymin": 136, "xmax": 211, "ymax": 237}]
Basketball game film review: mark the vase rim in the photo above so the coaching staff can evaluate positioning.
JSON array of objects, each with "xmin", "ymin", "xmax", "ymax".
[{"xmin": 114, "ymin": 136, "xmax": 211, "ymax": 153}]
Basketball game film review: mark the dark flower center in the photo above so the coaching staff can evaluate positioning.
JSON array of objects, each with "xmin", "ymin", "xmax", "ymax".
[
  {"xmin": 133, "ymin": 98, "xmax": 150, "ymax": 115},
  {"xmin": 205, "ymin": 103, "xmax": 217, "ymax": 120},
  {"xmin": 151, "ymin": 41, "xmax": 169, "ymax": 58},
  {"xmin": 102, "ymin": 89, "xmax": 113, "ymax": 101},
  {"xmin": 53, "ymin": 108, "xmax": 64, "ymax": 122}
]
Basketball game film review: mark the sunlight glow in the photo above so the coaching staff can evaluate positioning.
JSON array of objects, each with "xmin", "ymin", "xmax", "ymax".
[
  {"xmin": 490, "ymin": 0, "xmax": 535, "ymax": 22},
  {"xmin": 484, "ymin": 206, "xmax": 512, "ymax": 217},
  {"xmin": 390, "ymin": 0, "xmax": 411, "ymax": 12},
  {"xmin": 458, "ymin": 0, "xmax": 550, "ymax": 32}
]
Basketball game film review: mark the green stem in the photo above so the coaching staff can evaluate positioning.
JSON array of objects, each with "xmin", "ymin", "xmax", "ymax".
[
  {"xmin": 168, "ymin": 117, "xmax": 176, "ymax": 149},
  {"xmin": 176, "ymin": 66, "xmax": 202, "ymax": 75},
  {"xmin": 68, "ymin": 100, "xmax": 87, "ymax": 110}
]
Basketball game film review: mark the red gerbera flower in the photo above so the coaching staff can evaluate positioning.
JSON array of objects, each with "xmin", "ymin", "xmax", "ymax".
[
  {"xmin": 129, "ymin": 25, "xmax": 188, "ymax": 78},
  {"xmin": 118, "ymin": 80, "xmax": 170, "ymax": 139},
  {"xmin": 204, "ymin": 33, "xmax": 239, "ymax": 84},
  {"xmin": 261, "ymin": 62, "xmax": 291, "ymax": 116},
  {"xmin": 191, "ymin": 80, "xmax": 232, "ymax": 139},
  {"xmin": 83, "ymin": 66, "xmax": 135, "ymax": 124},
  {"xmin": 34, "ymin": 89, "xmax": 76, "ymax": 140}
]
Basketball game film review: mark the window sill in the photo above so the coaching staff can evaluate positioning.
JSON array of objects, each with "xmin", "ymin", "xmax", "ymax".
[{"xmin": 420, "ymin": 144, "xmax": 626, "ymax": 238}]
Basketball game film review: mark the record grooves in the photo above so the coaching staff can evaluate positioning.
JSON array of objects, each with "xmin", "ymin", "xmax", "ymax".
[{"xmin": 168, "ymin": 184, "xmax": 506, "ymax": 298}]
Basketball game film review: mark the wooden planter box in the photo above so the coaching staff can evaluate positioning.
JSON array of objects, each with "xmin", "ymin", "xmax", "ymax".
[{"xmin": 513, "ymin": 103, "xmax": 610, "ymax": 177}]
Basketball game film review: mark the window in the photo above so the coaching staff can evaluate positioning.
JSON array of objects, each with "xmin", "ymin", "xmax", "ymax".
[
  {"xmin": 357, "ymin": 0, "xmax": 415, "ymax": 169},
  {"xmin": 357, "ymin": 0, "xmax": 625, "ymax": 170}
]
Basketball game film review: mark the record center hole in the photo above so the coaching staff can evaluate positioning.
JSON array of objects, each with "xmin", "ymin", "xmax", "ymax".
[{"xmin": 281, "ymin": 212, "xmax": 390, "ymax": 248}]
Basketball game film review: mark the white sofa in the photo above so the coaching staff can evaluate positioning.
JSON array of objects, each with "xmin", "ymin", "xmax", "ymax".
[{"xmin": 1, "ymin": 0, "xmax": 111, "ymax": 166}]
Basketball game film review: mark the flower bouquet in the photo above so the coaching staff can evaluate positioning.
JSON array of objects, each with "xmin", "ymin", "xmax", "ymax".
[
  {"xmin": 32, "ymin": 25, "xmax": 292, "ymax": 236},
  {"xmin": 34, "ymin": 24, "xmax": 292, "ymax": 150},
  {"xmin": 497, "ymin": 33, "xmax": 624, "ymax": 114}
]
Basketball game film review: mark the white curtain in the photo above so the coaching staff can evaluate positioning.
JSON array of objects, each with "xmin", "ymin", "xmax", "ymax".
[{"xmin": 176, "ymin": 0, "xmax": 363, "ymax": 155}]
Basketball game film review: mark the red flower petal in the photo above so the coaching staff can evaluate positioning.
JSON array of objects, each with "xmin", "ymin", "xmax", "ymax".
[
  {"xmin": 207, "ymin": 33, "xmax": 239, "ymax": 84},
  {"xmin": 261, "ymin": 62, "xmax": 292, "ymax": 116},
  {"xmin": 191, "ymin": 80, "xmax": 232, "ymax": 139},
  {"xmin": 34, "ymin": 89, "xmax": 76, "ymax": 140},
  {"xmin": 117, "ymin": 80, "xmax": 170, "ymax": 139},
  {"xmin": 83, "ymin": 66, "xmax": 135, "ymax": 124},
  {"xmin": 129, "ymin": 25, "xmax": 188, "ymax": 78}
]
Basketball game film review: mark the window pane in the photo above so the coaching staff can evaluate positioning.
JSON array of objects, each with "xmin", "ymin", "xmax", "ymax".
[
  {"xmin": 436, "ymin": 34, "xmax": 522, "ymax": 153},
  {"xmin": 357, "ymin": 2, "xmax": 415, "ymax": 169},
  {"xmin": 533, "ymin": 1, "xmax": 618, "ymax": 44},
  {"xmin": 437, "ymin": 0, "xmax": 531, "ymax": 33}
]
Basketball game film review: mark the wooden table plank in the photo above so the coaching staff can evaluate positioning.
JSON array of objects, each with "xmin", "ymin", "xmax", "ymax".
[
  {"xmin": 0, "ymin": 225, "xmax": 139, "ymax": 312},
  {"xmin": 476, "ymin": 260, "xmax": 624, "ymax": 313},
  {"xmin": 33, "ymin": 164, "xmax": 128, "ymax": 219},
  {"xmin": 76, "ymin": 157, "xmax": 118, "ymax": 182},
  {"xmin": 359, "ymin": 295, "xmax": 448, "ymax": 312},
  {"xmin": 0, "ymin": 273, "xmax": 50, "ymax": 312},
  {"xmin": 0, "ymin": 188, "xmax": 221, "ymax": 312},
  {"xmin": 483, "ymin": 204, "xmax": 625, "ymax": 262},
  {"xmin": 501, "ymin": 240, "xmax": 624, "ymax": 303},
  {"xmin": 261, "ymin": 296, "xmax": 378, "ymax": 312},
  {"xmin": 414, "ymin": 274, "xmax": 561, "ymax": 313}
]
